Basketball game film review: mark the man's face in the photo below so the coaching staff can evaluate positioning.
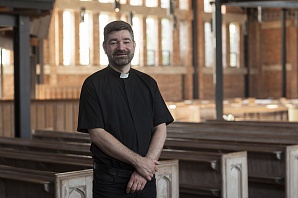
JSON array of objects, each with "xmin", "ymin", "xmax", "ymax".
[{"xmin": 103, "ymin": 30, "xmax": 135, "ymax": 68}]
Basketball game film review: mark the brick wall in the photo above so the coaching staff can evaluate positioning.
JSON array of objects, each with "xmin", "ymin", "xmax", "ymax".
[
  {"xmin": 198, "ymin": 73, "xmax": 245, "ymax": 100},
  {"xmin": 153, "ymin": 74, "xmax": 183, "ymax": 102},
  {"xmin": 249, "ymin": 18, "xmax": 298, "ymax": 99},
  {"xmin": 4, "ymin": 3, "xmax": 298, "ymax": 102}
]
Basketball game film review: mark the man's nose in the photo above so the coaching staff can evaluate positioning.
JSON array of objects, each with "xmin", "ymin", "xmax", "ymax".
[{"xmin": 116, "ymin": 42, "xmax": 125, "ymax": 50}]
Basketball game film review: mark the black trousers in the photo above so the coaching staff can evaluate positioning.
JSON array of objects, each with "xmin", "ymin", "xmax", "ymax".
[{"xmin": 93, "ymin": 169, "xmax": 157, "ymax": 198}]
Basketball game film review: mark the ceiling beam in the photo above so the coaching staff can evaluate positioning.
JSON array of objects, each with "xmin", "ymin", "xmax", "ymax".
[
  {"xmin": 0, "ymin": 14, "xmax": 16, "ymax": 26},
  {"xmin": 0, "ymin": 0, "xmax": 54, "ymax": 10},
  {"xmin": 222, "ymin": 0, "xmax": 298, "ymax": 8}
]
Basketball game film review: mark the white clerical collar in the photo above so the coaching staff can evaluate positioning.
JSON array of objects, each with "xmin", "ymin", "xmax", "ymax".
[{"xmin": 120, "ymin": 73, "xmax": 129, "ymax": 79}]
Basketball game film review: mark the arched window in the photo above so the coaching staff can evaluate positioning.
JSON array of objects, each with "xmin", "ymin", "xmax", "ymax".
[
  {"xmin": 63, "ymin": 10, "xmax": 75, "ymax": 66},
  {"xmin": 204, "ymin": 0, "xmax": 213, "ymax": 13},
  {"xmin": 204, "ymin": 22, "xmax": 213, "ymax": 67},
  {"xmin": 146, "ymin": 17, "xmax": 157, "ymax": 66},
  {"xmin": 179, "ymin": 0, "xmax": 189, "ymax": 10},
  {"xmin": 204, "ymin": 22, "xmax": 228, "ymax": 68},
  {"xmin": 161, "ymin": 18, "xmax": 171, "ymax": 66},
  {"xmin": 229, "ymin": 23, "xmax": 240, "ymax": 67},
  {"xmin": 130, "ymin": 0, "xmax": 142, "ymax": 6},
  {"xmin": 131, "ymin": 17, "xmax": 140, "ymax": 66},
  {"xmin": 161, "ymin": 0, "xmax": 169, "ymax": 8},
  {"xmin": 79, "ymin": 12, "xmax": 91, "ymax": 65},
  {"xmin": 0, "ymin": 48, "xmax": 11, "ymax": 66},
  {"xmin": 146, "ymin": 0, "xmax": 157, "ymax": 7},
  {"xmin": 98, "ymin": 0, "xmax": 113, "ymax": 3},
  {"xmin": 99, "ymin": 13, "xmax": 112, "ymax": 66}
]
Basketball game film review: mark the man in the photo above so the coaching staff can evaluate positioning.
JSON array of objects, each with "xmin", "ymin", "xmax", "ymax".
[{"xmin": 77, "ymin": 20, "xmax": 174, "ymax": 198}]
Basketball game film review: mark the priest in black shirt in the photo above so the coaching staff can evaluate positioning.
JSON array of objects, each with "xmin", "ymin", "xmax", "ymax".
[{"xmin": 77, "ymin": 20, "xmax": 174, "ymax": 198}]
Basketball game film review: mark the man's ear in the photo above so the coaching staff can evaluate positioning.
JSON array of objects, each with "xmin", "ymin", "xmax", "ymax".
[
  {"xmin": 102, "ymin": 42, "xmax": 107, "ymax": 54},
  {"xmin": 133, "ymin": 41, "xmax": 136, "ymax": 48}
]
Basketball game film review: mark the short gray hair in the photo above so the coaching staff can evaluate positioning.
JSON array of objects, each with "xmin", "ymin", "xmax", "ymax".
[{"xmin": 103, "ymin": 20, "xmax": 134, "ymax": 42}]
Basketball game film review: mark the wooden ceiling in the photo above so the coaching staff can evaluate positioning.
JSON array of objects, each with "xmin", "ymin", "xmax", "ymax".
[
  {"xmin": 0, "ymin": 0, "xmax": 55, "ymax": 40},
  {"xmin": 0, "ymin": 0, "xmax": 55, "ymax": 18},
  {"xmin": 222, "ymin": 0, "xmax": 298, "ymax": 8}
]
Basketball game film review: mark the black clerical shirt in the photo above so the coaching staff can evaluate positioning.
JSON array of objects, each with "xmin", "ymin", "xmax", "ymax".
[{"xmin": 77, "ymin": 66, "xmax": 173, "ymax": 170}]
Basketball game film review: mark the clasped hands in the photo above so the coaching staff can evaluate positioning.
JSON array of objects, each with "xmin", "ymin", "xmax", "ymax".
[{"xmin": 126, "ymin": 156, "xmax": 159, "ymax": 194}]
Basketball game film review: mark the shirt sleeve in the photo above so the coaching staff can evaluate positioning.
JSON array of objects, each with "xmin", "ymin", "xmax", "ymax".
[
  {"xmin": 153, "ymin": 83, "xmax": 174, "ymax": 127},
  {"xmin": 77, "ymin": 78, "xmax": 104, "ymax": 133}
]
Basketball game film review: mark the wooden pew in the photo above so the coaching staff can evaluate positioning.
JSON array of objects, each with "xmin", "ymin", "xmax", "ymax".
[
  {"xmin": 161, "ymin": 149, "xmax": 248, "ymax": 198},
  {"xmin": 0, "ymin": 164, "xmax": 55, "ymax": 198},
  {"xmin": 164, "ymin": 138, "xmax": 288, "ymax": 197},
  {"xmin": 32, "ymin": 128, "xmax": 291, "ymax": 197},
  {"xmin": 0, "ymin": 162, "xmax": 93, "ymax": 198},
  {"xmin": 167, "ymin": 122, "xmax": 298, "ymax": 198},
  {"xmin": 0, "ymin": 146, "xmax": 93, "ymax": 198},
  {"xmin": 32, "ymin": 129, "xmax": 91, "ymax": 143},
  {"xmin": 31, "ymin": 123, "xmax": 298, "ymax": 198},
  {"xmin": 0, "ymin": 137, "xmax": 91, "ymax": 156},
  {"xmin": 167, "ymin": 126, "xmax": 298, "ymax": 145},
  {"xmin": 0, "ymin": 147, "xmax": 92, "ymax": 172},
  {"xmin": 204, "ymin": 120, "xmax": 298, "ymax": 129},
  {"xmin": 0, "ymin": 138, "xmax": 179, "ymax": 198},
  {"xmin": 12, "ymin": 130, "xmax": 247, "ymax": 196},
  {"xmin": 170, "ymin": 121, "xmax": 298, "ymax": 138}
]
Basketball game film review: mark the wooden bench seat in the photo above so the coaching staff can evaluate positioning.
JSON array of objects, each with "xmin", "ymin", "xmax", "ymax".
[
  {"xmin": 31, "ymin": 126, "xmax": 296, "ymax": 198},
  {"xmin": 0, "ymin": 163, "xmax": 93, "ymax": 198},
  {"xmin": 161, "ymin": 149, "xmax": 248, "ymax": 198},
  {"xmin": 0, "ymin": 147, "xmax": 92, "ymax": 172},
  {"xmin": 0, "ymin": 137, "xmax": 91, "ymax": 156},
  {"xmin": 249, "ymin": 175, "xmax": 284, "ymax": 185},
  {"xmin": 166, "ymin": 122, "xmax": 298, "ymax": 198},
  {"xmin": 164, "ymin": 137, "xmax": 291, "ymax": 198},
  {"xmin": 1, "ymin": 134, "xmax": 248, "ymax": 198},
  {"xmin": 33, "ymin": 122, "xmax": 298, "ymax": 145},
  {"xmin": 32, "ymin": 129, "xmax": 91, "ymax": 143},
  {"xmin": 204, "ymin": 120, "xmax": 298, "ymax": 129},
  {"xmin": 167, "ymin": 127, "xmax": 298, "ymax": 145},
  {"xmin": 165, "ymin": 137, "xmax": 283, "ymax": 155},
  {"xmin": 31, "ymin": 128, "xmax": 288, "ymax": 198},
  {"xmin": 0, "ymin": 164, "xmax": 55, "ymax": 183},
  {"xmin": 0, "ymin": 164, "xmax": 55, "ymax": 198},
  {"xmin": 170, "ymin": 122, "xmax": 298, "ymax": 137},
  {"xmin": 0, "ymin": 139, "xmax": 179, "ymax": 198},
  {"xmin": 179, "ymin": 184, "xmax": 221, "ymax": 197}
]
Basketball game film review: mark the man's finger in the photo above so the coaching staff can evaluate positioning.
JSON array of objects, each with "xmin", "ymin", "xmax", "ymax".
[
  {"xmin": 153, "ymin": 160, "xmax": 160, "ymax": 165},
  {"xmin": 126, "ymin": 179, "xmax": 133, "ymax": 193},
  {"xmin": 130, "ymin": 181, "xmax": 138, "ymax": 193}
]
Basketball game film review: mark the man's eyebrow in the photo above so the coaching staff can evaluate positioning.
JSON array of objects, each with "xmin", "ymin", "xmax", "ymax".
[
  {"xmin": 108, "ymin": 38, "xmax": 118, "ymax": 42},
  {"xmin": 123, "ymin": 37, "xmax": 132, "ymax": 41},
  {"xmin": 108, "ymin": 38, "xmax": 132, "ymax": 42}
]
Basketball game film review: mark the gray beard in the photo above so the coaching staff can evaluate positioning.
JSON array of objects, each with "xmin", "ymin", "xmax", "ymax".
[{"xmin": 109, "ymin": 54, "xmax": 134, "ymax": 67}]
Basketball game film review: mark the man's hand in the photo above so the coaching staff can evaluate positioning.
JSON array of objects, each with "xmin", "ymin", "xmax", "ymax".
[
  {"xmin": 134, "ymin": 156, "xmax": 159, "ymax": 181},
  {"xmin": 126, "ymin": 171, "xmax": 147, "ymax": 194}
]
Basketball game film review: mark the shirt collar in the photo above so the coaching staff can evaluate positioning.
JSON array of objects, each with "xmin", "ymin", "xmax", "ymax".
[{"xmin": 107, "ymin": 65, "xmax": 130, "ymax": 79}]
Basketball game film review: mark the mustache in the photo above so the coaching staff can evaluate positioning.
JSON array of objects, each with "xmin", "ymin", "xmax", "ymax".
[{"xmin": 113, "ymin": 50, "xmax": 128, "ymax": 56}]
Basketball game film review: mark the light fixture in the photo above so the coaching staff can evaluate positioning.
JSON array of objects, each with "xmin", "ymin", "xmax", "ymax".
[
  {"xmin": 80, "ymin": 7, "xmax": 86, "ymax": 23},
  {"xmin": 168, "ymin": 0, "xmax": 178, "ymax": 29},
  {"xmin": 257, "ymin": 6, "xmax": 262, "ymax": 23},
  {"xmin": 296, "ymin": 10, "xmax": 298, "ymax": 26},
  {"xmin": 168, "ymin": 0, "xmax": 175, "ymax": 16},
  {"xmin": 129, "ymin": 11, "xmax": 134, "ymax": 26},
  {"xmin": 114, "ymin": 0, "xmax": 120, "ymax": 13}
]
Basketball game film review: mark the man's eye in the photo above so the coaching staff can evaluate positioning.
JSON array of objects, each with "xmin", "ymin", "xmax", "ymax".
[{"xmin": 109, "ymin": 41, "xmax": 118, "ymax": 45}]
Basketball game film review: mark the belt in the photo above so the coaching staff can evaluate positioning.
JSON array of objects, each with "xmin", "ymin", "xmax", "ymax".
[{"xmin": 93, "ymin": 162, "xmax": 133, "ymax": 178}]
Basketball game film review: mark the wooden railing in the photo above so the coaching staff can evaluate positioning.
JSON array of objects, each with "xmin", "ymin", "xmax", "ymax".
[
  {"xmin": 0, "ymin": 98, "xmax": 291, "ymax": 137},
  {"xmin": 0, "ymin": 99, "xmax": 79, "ymax": 137},
  {"xmin": 35, "ymin": 85, "xmax": 81, "ymax": 99}
]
